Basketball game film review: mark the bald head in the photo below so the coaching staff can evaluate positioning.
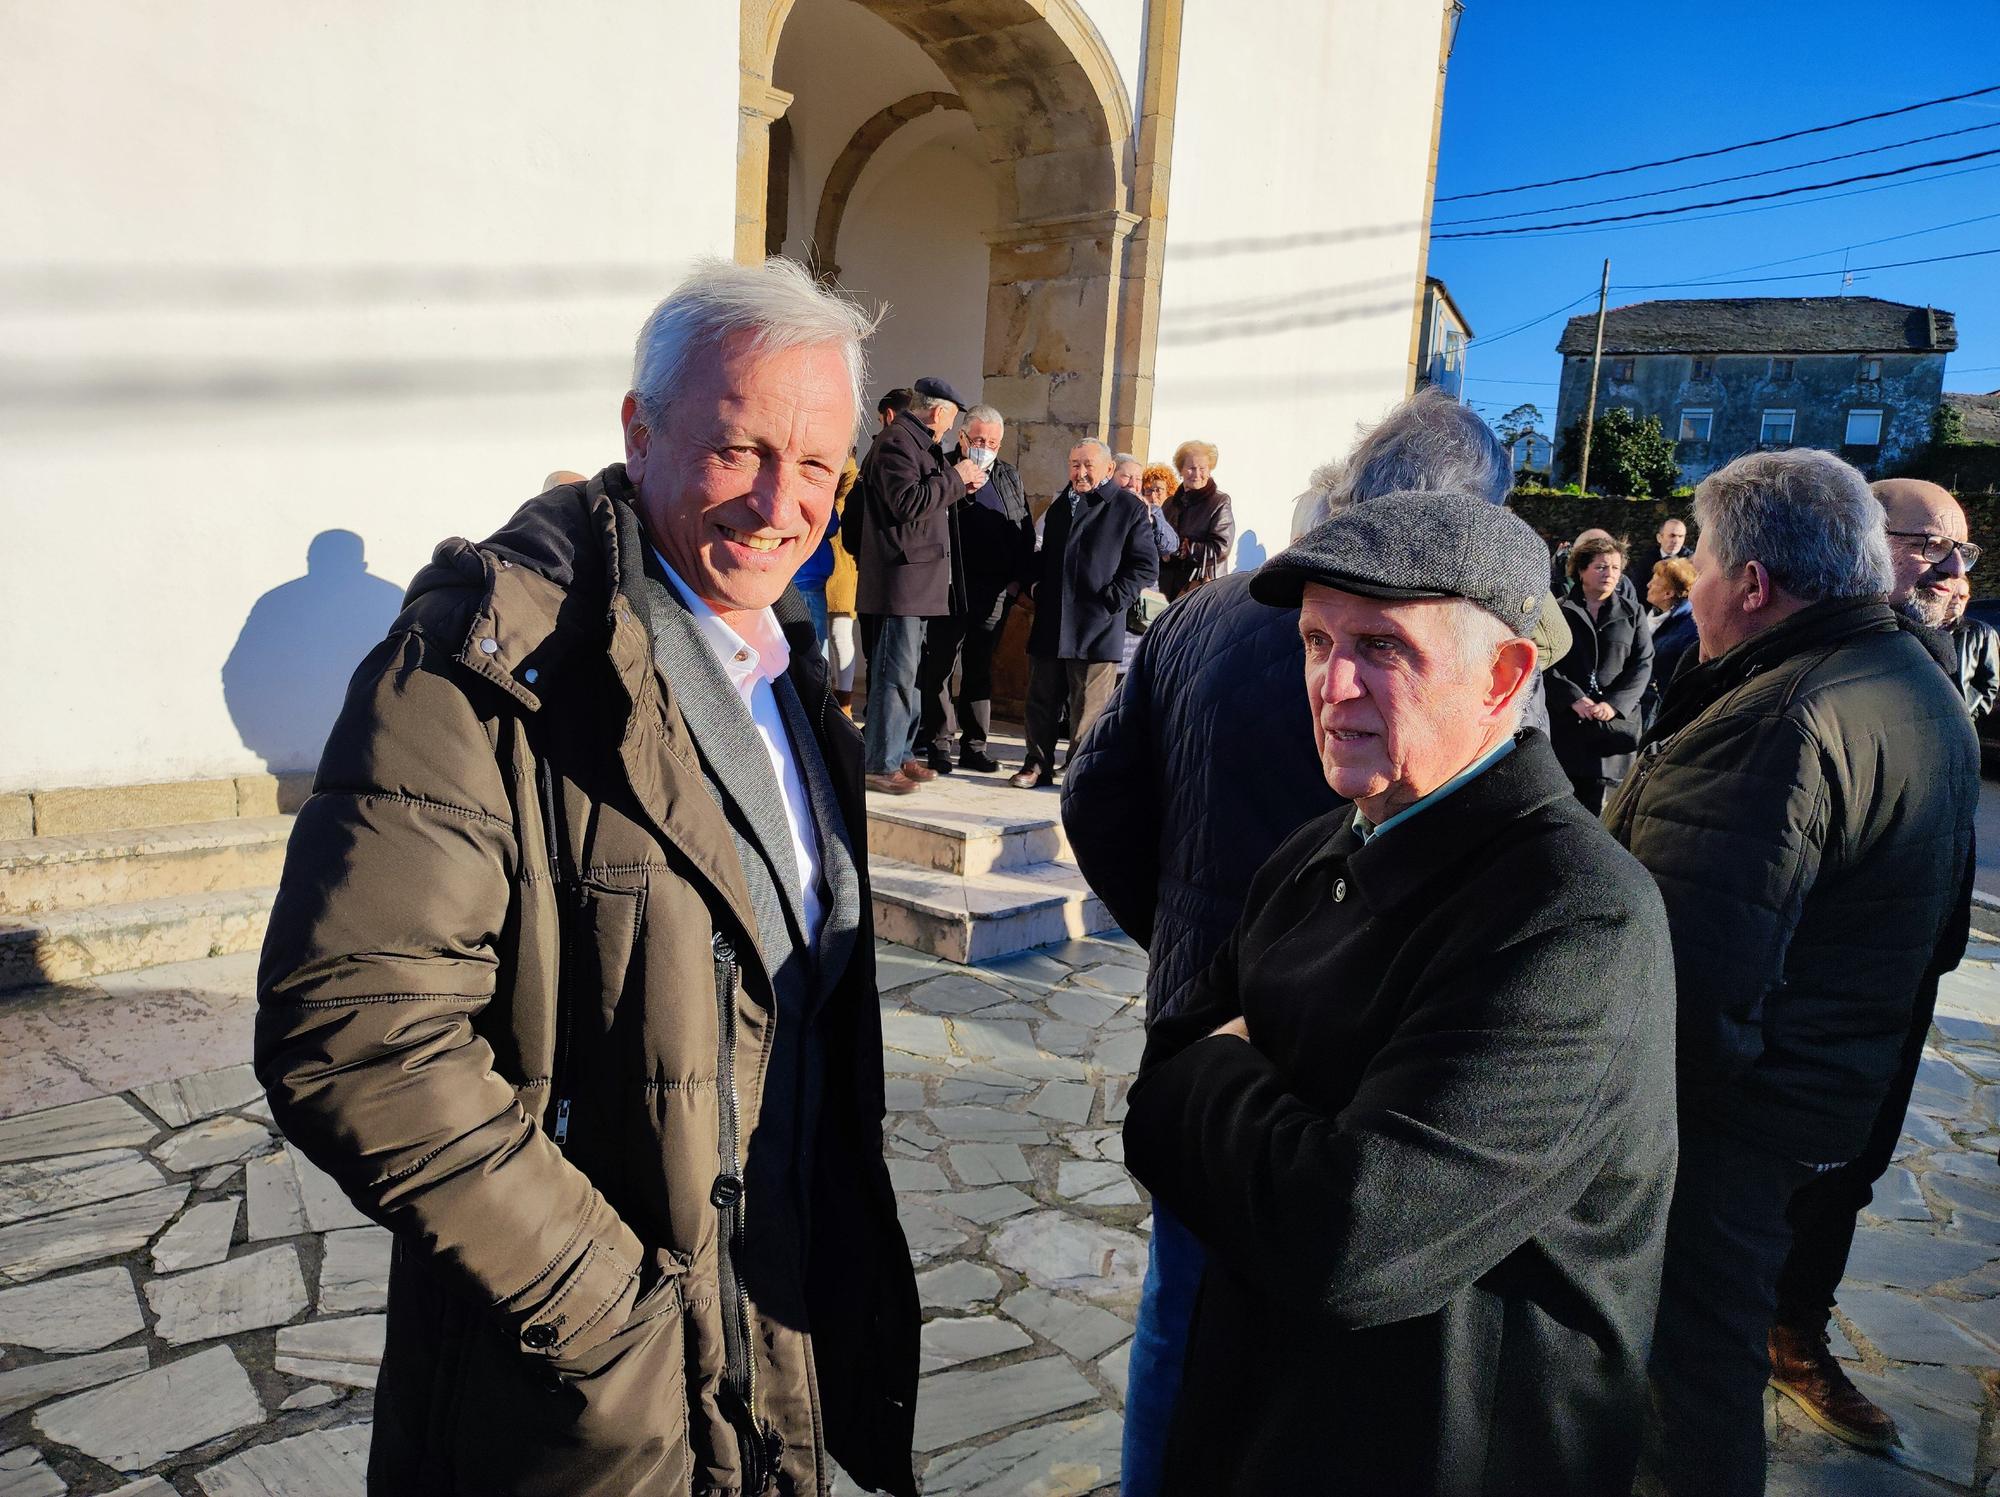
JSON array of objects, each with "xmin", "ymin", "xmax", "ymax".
[
  {"xmin": 1874, "ymin": 478, "xmax": 1970, "ymax": 627},
  {"xmin": 544, "ymin": 470, "xmax": 588, "ymax": 490},
  {"xmin": 1573, "ymin": 527, "xmax": 1614, "ymax": 550}
]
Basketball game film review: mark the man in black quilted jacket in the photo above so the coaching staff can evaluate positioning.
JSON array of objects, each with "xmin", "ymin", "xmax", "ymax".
[{"xmin": 1604, "ymin": 450, "xmax": 1980, "ymax": 1497}]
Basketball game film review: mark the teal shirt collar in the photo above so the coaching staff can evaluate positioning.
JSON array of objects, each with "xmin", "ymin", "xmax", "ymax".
[{"xmin": 1351, "ymin": 736, "xmax": 1518, "ymax": 845}]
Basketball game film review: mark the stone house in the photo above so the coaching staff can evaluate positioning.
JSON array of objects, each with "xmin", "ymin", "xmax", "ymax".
[
  {"xmin": 1551, "ymin": 297, "xmax": 1957, "ymax": 486},
  {"xmin": 1416, "ymin": 276, "xmax": 1473, "ymax": 398}
]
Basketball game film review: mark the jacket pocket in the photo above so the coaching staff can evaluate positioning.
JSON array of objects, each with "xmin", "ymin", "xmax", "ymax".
[
  {"xmin": 891, "ymin": 537, "xmax": 947, "ymax": 566},
  {"xmin": 455, "ymin": 1254, "xmax": 693, "ymax": 1496}
]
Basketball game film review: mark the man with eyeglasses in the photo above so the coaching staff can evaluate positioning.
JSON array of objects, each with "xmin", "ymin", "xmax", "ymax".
[{"xmin": 1761, "ymin": 475, "xmax": 1981, "ymax": 1456}]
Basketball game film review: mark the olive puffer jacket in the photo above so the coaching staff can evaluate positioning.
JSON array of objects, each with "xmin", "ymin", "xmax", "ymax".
[
  {"xmin": 1604, "ymin": 597, "xmax": 1979, "ymax": 1162},
  {"xmin": 255, "ymin": 467, "xmax": 918, "ymax": 1496}
]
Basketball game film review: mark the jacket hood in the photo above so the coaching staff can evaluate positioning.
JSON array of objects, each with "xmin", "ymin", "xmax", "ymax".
[{"xmin": 396, "ymin": 465, "xmax": 641, "ymax": 715}]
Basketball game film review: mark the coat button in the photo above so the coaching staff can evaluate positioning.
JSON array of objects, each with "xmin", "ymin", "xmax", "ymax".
[
  {"xmin": 479, "ymin": 637, "xmax": 499, "ymax": 655},
  {"xmin": 711, "ymin": 1174, "xmax": 744, "ymax": 1208},
  {"xmin": 1333, "ymin": 879, "xmax": 1347, "ymax": 902},
  {"xmin": 522, "ymin": 1323, "xmax": 557, "ymax": 1350},
  {"xmin": 524, "ymin": 667, "xmax": 539, "ymax": 685}
]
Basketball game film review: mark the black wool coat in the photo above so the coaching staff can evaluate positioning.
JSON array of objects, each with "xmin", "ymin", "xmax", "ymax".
[
  {"xmin": 852, "ymin": 410, "xmax": 964, "ymax": 618},
  {"xmin": 944, "ymin": 445, "xmax": 1033, "ymax": 615},
  {"xmin": 1546, "ymin": 586, "xmax": 1653, "ymax": 793},
  {"xmin": 1604, "ymin": 598, "xmax": 1978, "ymax": 1161},
  {"xmin": 1025, "ymin": 478, "xmax": 1158, "ymax": 662},
  {"xmin": 1124, "ymin": 732, "xmax": 1678, "ymax": 1497}
]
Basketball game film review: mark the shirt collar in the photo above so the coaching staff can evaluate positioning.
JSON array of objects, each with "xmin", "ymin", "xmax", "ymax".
[
  {"xmin": 653, "ymin": 550, "xmax": 790, "ymax": 694},
  {"xmin": 1351, "ymin": 735, "xmax": 1518, "ymax": 845}
]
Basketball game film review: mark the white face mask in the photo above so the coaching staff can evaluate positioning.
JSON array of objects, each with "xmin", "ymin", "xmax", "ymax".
[{"xmin": 967, "ymin": 445, "xmax": 998, "ymax": 472}]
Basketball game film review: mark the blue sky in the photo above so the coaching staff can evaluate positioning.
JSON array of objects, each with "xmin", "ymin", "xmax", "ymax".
[{"xmin": 1429, "ymin": 2, "xmax": 2000, "ymax": 434}]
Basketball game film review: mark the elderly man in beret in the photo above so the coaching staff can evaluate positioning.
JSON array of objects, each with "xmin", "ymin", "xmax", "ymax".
[{"xmin": 1122, "ymin": 491, "xmax": 1678, "ymax": 1496}]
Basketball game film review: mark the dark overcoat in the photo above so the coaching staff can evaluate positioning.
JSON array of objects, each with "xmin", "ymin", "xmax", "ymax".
[
  {"xmin": 1025, "ymin": 478, "xmax": 1157, "ymax": 662},
  {"xmin": 1123, "ymin": 732, "xmax": 1677, "ymax": 1497},
  {"xmin": 1546, "ymin": 586, "xmax": 1653, "ymax": 794},
  {"xmin": 852, "ymin": 410, "xmax": 963, "ymax": 618},
  {"xmin": 944, "ymin": 445, "xmax": 1033, "ymax": 615}
]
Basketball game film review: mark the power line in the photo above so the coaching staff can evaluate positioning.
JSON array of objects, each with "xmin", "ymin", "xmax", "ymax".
[
  {"xmin": 1467, "ymin": 290, "xmax": 1599, "ymax": 348},
  {"xmin": 1433, "ymin": 147, "xmax": 2000, "ymax": 239},
  {"xmin": 1611, "ymin": 244, "xmax": 2000, "ymax": 290},
  {"xmin": 1438, "ymin": 83, "xmax": 2000, "ymax": 202},
  {"xmin": 1433, "ymin": 120, "xmax": 2000, "ymax": 228},
  {"xmin": 1643, "ymin": 210, "xmax": 2000, "ymax": 286}
]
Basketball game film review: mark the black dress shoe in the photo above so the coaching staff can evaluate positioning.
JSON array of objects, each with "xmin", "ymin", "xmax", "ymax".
[
  {"xmin": 925, "ymin": 749, "xmax": 955, "ymax": 775},
  {"xmin": 959, "ymin": 749, "xmax": 1002, "ymax": 773}
]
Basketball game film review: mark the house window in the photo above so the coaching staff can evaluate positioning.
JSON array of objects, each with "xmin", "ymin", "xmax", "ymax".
[
  {"xmin": 1860, "ymin": 357, "xmax": 1882, "ymax": 381},
  {"xmin": 1610, "ymin": 358, "xmax": 1635, "ymax": 381},
  {"xmin": 1771, "ymin": 358, "xmax": 1795, "ymax": 379},
  {"xmin": 1845, "ymin": 409, "xmax": 1884, "ymax": 446},
  {"xmin": 1691, "ymin": 357, "xmax": 1713, "ymax": 381},
  {"xmin": 1679, "ymin": 408, "xmax": 1714, "ymax": 442},
  {"xmin": 1760, "ymin": 409, "xmax": 1796, "ymax": 446}
]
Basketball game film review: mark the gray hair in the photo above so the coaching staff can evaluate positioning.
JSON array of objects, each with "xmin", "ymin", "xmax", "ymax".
[
  {"xmin": 631, "ymin": 256, "xmax": 877, "ymax": 432},
  {"xmin": 1112, "ymin": 452, "xmax": 1140, "ymax": 467},
  {"xmin": 1071, "ymin": 437, "xmax": 1113, "ymax": 461},
  {"xmin": 909, "ymin": 392, "xmax": 955, "ymax": 420},
  {"xmin": 1693, "ymin": 449, "xmax": 1893, "ymax": 602},
  {"xmin": 962, "ymin": 404, "xmax": 1004, "ymax": 429},
  {"xmin": 1324, "ymin": 387, "xmax": 1513, "ymax": 514},
  {"xmin": 1452, "ymin": 600, "xmax": 1530, "ymax": 733},
  {"xmin": 1291, "ymin": 459, "xmax": 1344, "ymax": 539}
]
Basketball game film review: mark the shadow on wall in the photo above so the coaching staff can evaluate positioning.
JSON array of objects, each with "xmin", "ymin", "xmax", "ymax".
[
  {"xmin": 1235, "ymin": 531, "xmax": 1269, "ymax": 570},
  {"xmin": 222, "ymin": 531, "xmax": 405, "ymax": 773}
]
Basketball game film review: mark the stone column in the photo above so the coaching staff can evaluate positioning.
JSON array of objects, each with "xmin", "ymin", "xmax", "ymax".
[
  {"xmin": 734, "ymin": 81, "xmax": 794, "ymax": 266},
  {"xmin": 981, "ymin": 208, "xmax": 1139, "ymax": 501}
]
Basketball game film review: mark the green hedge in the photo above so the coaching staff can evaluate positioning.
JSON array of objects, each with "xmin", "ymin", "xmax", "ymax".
[{"xmin": 1507, "ymin": 486, "xmax": 2000, "ymax": 599}]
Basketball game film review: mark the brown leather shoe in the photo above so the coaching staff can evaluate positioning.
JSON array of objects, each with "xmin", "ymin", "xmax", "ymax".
[
  {"xmin": 865, "ymin": 772, "xmax": 918, "ymax": 796},
  {"xmin": 899, "ymin": 759, "xmax": 938, "ymax": 782},
  {"xmin": 1768, "ymin": 1323, "xmax": 1898, "ymax": 1450},
  {"xmin": 1008, "ymin": 768, "xmax": 1050, "ymax": 789}
]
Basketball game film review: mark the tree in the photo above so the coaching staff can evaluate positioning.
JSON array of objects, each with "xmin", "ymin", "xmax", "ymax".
[
  {"xmin": 1556, "ymin": 408, "xmax": 1679, "ymax": 497},
  {"xmin": 1934, "ymin": 401, "xmax": 1967, "ymax": 449},
  {"xmin": 1496, "ymin": 403, "xmax": 1545, "ymax": 444}
]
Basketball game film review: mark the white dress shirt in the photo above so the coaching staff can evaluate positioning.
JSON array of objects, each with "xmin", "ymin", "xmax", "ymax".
[{"xmin": 656, "ymin": 556, "xmax": 825, "ymax": 941}]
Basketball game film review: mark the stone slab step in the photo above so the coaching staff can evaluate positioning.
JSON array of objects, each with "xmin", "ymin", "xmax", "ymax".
[
  {"xmin": 865, "ymin": 773, "xmax": 1069, "ymax": 877},
  {"xmin": 0, "ymin": 887, "xmax": 276, "ymax": 995},
  {"xmin": 0, "ymin": 817, "xmax": 295, "ymax": 917},
  {"xmin": 870, "ymin": 859, "xmax": 1113, "ymax": 965}
]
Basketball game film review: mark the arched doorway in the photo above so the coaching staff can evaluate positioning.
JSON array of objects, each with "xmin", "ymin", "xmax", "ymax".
[{"xmin": 739, "ymin": 0, "xmax": 1137, "ymax": 499}]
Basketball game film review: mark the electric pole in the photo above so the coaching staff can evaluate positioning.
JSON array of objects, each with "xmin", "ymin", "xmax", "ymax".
[{"xmin": 1578, "ymin": 258, "xmax": 1610, "ymax": 494}]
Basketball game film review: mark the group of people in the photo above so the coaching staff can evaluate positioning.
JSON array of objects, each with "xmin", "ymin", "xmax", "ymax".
[
  {"xmin": 1067, "ymin": 386, "xmax": 1983, "ymax": 1497},
  {"xmin": 248, "ymin": 256, "xmax": 1986, "ymax": 1497},
  {"xmin": 805, "ymin": 377, "xmax": 1235, "ymax": 795}
]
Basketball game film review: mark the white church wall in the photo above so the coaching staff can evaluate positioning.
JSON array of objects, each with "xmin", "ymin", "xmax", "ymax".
[
  {"xmin": 1148, "ymin": 0, "xmax": 1443, "ymax": 568},
  {"xmin": 1, "ymin": 0, "xmax": 740, "ymax": 790}
]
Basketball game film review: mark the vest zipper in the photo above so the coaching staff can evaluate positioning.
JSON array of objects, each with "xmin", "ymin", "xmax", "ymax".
[
  {"xmin": 711, "ymin": 930, "xmax": 773, "ymax": 1488},
  {"xmin": 538, "ymin": 756, "xmax": 582, "ymax": 1148}
]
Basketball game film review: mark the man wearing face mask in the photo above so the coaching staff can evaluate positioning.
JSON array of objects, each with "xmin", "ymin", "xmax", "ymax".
[{"xmin": 915, "ymin": 404, "xmax": 1034, "ymax": 774}]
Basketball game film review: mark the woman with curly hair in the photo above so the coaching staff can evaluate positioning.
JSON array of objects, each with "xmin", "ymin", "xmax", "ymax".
[{"xmin": 1161, "ymin": 440, "xmax": 1234, "ymax": 599}]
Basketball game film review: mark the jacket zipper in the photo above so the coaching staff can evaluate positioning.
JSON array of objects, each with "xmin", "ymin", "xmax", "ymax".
[
  {"xmin": 711, "ymin": 930, "xmax": 771, "ymax": 1487},
  {"xmin": 539, "ymin": 757, "xmax": 581, "ymax": 1148}
]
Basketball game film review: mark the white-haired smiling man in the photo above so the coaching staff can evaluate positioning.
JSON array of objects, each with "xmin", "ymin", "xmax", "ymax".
[
  {"xmin": 256, "ymin": 258, "xmax": 920, "ymax": 1496},
  {"xmin": 1122, "ymin": 490, "xmax": 1677, "ymax": 1495}
]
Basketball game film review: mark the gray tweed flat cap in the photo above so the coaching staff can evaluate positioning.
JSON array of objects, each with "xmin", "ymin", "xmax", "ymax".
[{"xmin": 1250, "ymin": 488, "xmax": 1551, "ymax": 633}]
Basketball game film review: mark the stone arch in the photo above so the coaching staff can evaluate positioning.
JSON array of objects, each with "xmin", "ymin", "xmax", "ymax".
[
  {"xmin": 809, "ymin": 91, "xmax": 969, "ymax": 281},
  {"xmin": 740, "ymin": 0, "xmax": 1140, "ymax": 495}
]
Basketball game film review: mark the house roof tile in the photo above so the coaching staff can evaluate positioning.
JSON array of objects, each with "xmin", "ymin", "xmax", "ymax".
[{"xmin": 1556, "ymin": 296, "xmax": 1956, "ymax": 356}]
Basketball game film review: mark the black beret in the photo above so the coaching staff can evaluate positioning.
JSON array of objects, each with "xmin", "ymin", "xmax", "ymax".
[
  {"xmin": 913, "ymin": 375, "xmax": 971, "ymax": 409},
  {"xmin": 1250, "ymin": 489, "xmax": 1550, "ymax": 633}
]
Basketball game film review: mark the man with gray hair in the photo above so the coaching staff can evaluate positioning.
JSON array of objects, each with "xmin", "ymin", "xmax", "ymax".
[
  {"xmin": 256, "ymin": 257, "xmax": 921, "ymax": 1495},
  {"xmin": 1122, "ymin": 491, "xmax": 1676, "ymax": 1494},
  {"xmin": 1605, "ymin": 449, "xmax": 1978, "ymax": 1497},
  {"xmin": 1010, "ymin": 437, "xmax": 1156, "ymax": 787}
]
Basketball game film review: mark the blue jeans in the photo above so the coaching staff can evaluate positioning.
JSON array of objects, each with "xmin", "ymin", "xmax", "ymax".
[
  {"xmin": 796, "ymin": 581, "xmax": 829, "ymax": 649},
  {"xmin": 1121, "ymin": 1202, "xmax": 1206, "ymax": 1497},
  {"xmin": 860, "ymin": 614, "xmax": 925, "ymax": 774}
]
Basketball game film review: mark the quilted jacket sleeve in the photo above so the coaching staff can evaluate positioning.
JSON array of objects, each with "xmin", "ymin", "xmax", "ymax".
[
  {"xmin": 1062, "ymin": 630, "xmax": 1163, "ymax": 946},
  {"xmin": 1618, "ymin": 708, "xmax": 1829, "ymax": 1088},
  {"xmin": 255, "ymin": 628, "xmax": 651, "ymax": 1369}
]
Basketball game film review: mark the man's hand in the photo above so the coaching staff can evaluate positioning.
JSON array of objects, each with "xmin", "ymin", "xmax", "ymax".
[
  {"xmin": 1591, "ymin": 701, "xmax": 1619, "ymax": 722},
  {"xmin": 1209, "ymin": 1015, "xmax": 1250, "ymax": 1042},
  {"xmin": 1570, "ymin": 698, "xmax": 1599, "ymax": 720},
  {"xmin": 953, "ymin": 459, "xmax": 987, "ymax": 491}
]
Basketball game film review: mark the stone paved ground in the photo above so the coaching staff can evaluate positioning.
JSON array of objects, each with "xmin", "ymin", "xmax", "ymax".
[{"xmin": 8, "ymin": 930, "xmax": 2000, "ymax": 1493}]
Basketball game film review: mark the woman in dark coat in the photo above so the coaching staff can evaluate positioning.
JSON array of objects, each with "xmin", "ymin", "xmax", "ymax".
[
  {"xmin": 1642, "ymin": 556, "xmax": 1699, "ymax": 727},
  {"xmin": 1160, "ymin": 440, "xmax": 1234, "ymax": 599},
  {"xmin": 1547, "ymin": 536, "xmax": 1654, "ymax": 811}
]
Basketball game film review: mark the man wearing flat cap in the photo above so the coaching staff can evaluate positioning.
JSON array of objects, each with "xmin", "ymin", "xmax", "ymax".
[
  {"xmin": 853, "ymin": 375, "xmax": 985, "ymax": 794},
  {"xmin": 1122, "ymin": 491, "xmax": 1678, "ymax": 1496}
]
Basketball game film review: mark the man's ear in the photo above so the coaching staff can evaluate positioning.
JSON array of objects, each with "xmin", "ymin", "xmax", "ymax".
[
  {"xmin": 621, "ymin": 392, "xmax": 652, "ymax": 467},
  {"xmin": 1489, "ymin": 636, "xmax": 1538, "ymax": 719},
  {"xmin": 1742, "ymin": 560, "xmax": 1775, "ymax": 614}
]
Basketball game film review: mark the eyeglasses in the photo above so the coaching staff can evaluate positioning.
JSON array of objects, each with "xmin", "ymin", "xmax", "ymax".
[{"xmin": 1887, "ymin": 530, "xmax": 1981, "ymax": 570}]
